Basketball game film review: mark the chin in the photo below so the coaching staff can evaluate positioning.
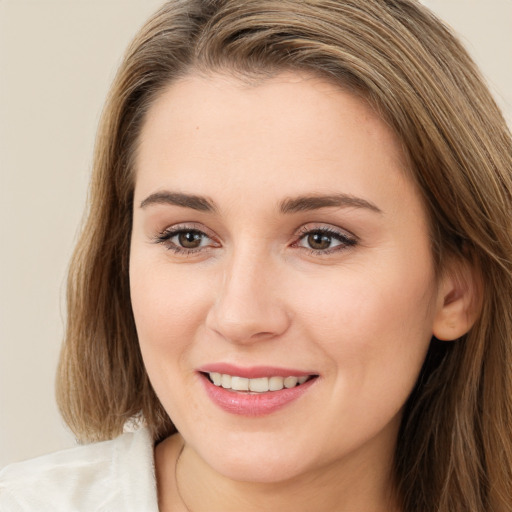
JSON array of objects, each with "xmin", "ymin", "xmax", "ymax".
[
  {"xmin": 208, "ymin": 454, "xmax": 307, "ymax": 484},
  {"xmin": 187, "ymin": 430, "xmax": 317, "ymax": 484}
]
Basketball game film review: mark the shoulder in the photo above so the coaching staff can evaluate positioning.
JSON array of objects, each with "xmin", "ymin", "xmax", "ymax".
[{"xmin": 0, "ymin": 427, "xmax": 158, "ymax": 512}]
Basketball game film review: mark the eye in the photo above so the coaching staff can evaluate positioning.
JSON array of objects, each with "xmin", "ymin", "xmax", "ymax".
[
  {"xmin": 154, "ymin": 225, "xmax": 219, "ymax": 254},
  {"xmin": 295, "ymin": 226, "xmax": 357, "ymax": 254},
  {"xmin": 174, "ymin": 230, "xmax": 207, "ymax": 249}
]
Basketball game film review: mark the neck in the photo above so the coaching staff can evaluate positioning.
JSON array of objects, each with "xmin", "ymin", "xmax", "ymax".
[{"xmin": 156, "ymin": 433, "xmax": 401, "ymax": 512}]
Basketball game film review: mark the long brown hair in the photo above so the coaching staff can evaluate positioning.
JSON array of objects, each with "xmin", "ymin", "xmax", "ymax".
[{"xmin": 56, "ymin": 1, "xmax": 512, "ymax": 510}]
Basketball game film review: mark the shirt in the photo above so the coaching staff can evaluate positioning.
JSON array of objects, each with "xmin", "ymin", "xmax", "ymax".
[{"xmin": 0, "ymin": 427, "xmax": 159, "ymax": 511}]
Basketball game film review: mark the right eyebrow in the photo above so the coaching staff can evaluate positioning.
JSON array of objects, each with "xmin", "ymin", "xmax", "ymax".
[
  {"xmin": 279, "ymin": 193, "xmax": 382, "ymax": 215},
  {"xmin": 139, "ymin": 191, "xmax": 216, "ymax": 212}
]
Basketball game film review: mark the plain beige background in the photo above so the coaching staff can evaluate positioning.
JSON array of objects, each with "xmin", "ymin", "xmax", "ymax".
[{"xmin": 0, "ymin": 0, "xmax": 511, "ymax": 467}]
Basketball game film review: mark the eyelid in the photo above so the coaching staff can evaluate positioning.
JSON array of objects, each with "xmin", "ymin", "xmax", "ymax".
[
  {"xmin": 151, "ymin": 221, "xmax": 357, "ymax": 256},
  {"xmin": 295, "ymin": 223, "xmax": 357, "ymax": 240},
  {"xmin": 155, "ymin": 221, "xmax": 216, "ymax": 237},
  {"xmin": 292, "ymin": 223, "xmax": 358, "ymax": 253},
  {"xmin": 153, "ymin": 222, "xmax": 221, "ymax": 253}
]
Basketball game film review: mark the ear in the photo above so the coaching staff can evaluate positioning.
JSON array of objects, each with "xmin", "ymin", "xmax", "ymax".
[{"xmin": 432, "ymin": 257, "xmax": 482, "ymax": 341}]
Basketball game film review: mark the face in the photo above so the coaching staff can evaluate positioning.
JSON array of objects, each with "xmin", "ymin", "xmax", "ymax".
[{"xmin": 130, "ymin": 71, "xmax": 442, "ymax": 484}]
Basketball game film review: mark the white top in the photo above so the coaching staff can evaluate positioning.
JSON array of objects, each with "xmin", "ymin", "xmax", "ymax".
[{"xmin": 0, "ymin": 428, "xmax": 159, "ymax": 511}]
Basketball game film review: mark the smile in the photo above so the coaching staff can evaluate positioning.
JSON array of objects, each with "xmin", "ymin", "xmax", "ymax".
[
  {"xmin": 207, "ymin": 372, "xmax": 311, "ymax": 393},
  {"xmin": 199, "ymin": 368, "xmax": 318, "ymax": 416}
]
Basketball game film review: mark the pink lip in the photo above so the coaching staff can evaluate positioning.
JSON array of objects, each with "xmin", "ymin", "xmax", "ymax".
[
  {"xmin": 198, "ymin": 368, "xmax": 318, "ymax": 417},
  {"xmin": 198, "ymin": 363, "xmax": 313, "ymax": 379}
]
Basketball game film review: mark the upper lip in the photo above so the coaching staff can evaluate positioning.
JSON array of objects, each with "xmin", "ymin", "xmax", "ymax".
[{"xmin": 198, "ymin": 363, "xmax": 316, "ymax": 379}]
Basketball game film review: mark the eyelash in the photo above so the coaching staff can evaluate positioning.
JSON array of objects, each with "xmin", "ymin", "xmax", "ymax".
[
  {"xmin": 153, "ymin": 224, "xmax": 357, "ymax": 256},
  {"xmin": 293, "ymin": 225, "xmax": 358, "ymax": 255},
  {"xmin": 153, "ymin": 225, "xmax": 218, "ymax": 255}
]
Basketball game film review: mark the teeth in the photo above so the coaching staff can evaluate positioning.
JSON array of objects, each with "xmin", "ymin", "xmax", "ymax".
[
  {"xmin": 284, "ymin": 376, "xmax": 298, "ymax": 388},
  {"xmin": 249, "ymin": 377, "xmax": 269, "ymax": 392},
  {"xmin": 208, "ymin": 373, "xmax": 311, "ymax": 393},
  {"xmin": 269, "ymin": 376, "xmax": 284, "ymax": 391},
  {"xmin": 221, "ymin": 374, "xmax": 231, "ymax": 389},
  {"xmin": 210, "ymin": 372, "xmax": 222, "ymax": 386},
  {"xmin": 231, "ymin": 376, "xmax": 249, "ymax": 391}
]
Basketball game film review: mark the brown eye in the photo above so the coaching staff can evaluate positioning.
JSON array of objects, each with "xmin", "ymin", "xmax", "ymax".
[
  {"xmin": 177, "ymin": 230, "xmax": 204, "ymax": 249},
  {"xmin": 155, "ymin": 225, "xmax": 219, "ymax": 254},
  {"xmin": 296, "ymin": 227, "xmax": 357, "ymax": 254},
  {"xmin": 307, "ymin": 231, "xmax": 334, "ymax": 250}
]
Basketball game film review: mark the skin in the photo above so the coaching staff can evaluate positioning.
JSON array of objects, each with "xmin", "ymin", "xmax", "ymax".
[{"xmin": 129, "ymin": 71, "xmax": 470, "ymax": 512}]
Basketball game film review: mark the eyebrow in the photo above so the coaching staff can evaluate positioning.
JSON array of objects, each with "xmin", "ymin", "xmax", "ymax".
[
  {"xmin": 140, "ymin": 191, "xmax": 216, "ymax": 212},
  {"xmin": 279, "ymin": 194, "xmax": 382, "ymax": 214},
  {"xmin": 139, "ymin": 190, "xmax": 381, "ymax": 215}
]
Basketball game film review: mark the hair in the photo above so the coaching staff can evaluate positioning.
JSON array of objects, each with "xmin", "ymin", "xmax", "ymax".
[{"xmin": 56, "ymin": 1, "xmax": 512, "ymax": 510}]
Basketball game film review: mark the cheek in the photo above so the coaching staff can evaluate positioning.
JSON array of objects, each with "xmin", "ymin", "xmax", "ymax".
[
  {"xmin": 298, "ymin": 263, "xmax": 434, "ymax": 335},
  {"xmin": 129, "ymin": 255, "xmax": 215, "ymax": 422},
  {"xmin": 129, "ymin": 255, "xmax": 213, "ymax": 358},
  {"xmin": 295, "ymin": 262, "xmax": 436, "ymax": 386}
]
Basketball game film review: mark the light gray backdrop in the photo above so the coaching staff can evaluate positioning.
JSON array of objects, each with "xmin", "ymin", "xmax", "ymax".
[{"xmin": 1, "ymin": 0, "xmax": 511, "ymax": 466}]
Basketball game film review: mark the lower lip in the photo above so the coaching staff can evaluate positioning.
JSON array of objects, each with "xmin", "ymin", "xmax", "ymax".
[{"xmin": 200, "ymin": 374, "xmax": 317, "ymax": 416}]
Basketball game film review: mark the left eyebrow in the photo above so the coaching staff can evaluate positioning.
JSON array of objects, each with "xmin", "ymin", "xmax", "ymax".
[
  {"xmin": 139, "ymin": 191, "xmax": 216, "ymax": 212},
  {"xmin": 279, "ymin": 193, "xmax": 382, "ymax": 214}
]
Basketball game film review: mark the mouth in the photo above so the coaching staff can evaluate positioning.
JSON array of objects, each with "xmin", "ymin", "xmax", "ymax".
[
  {"xmin": 203, "ymin": 372, "xmax": 317, "ymax": 393},
  {"xmin": 198, "ymin": 368, "xmax": 319, "ymax": 416}
]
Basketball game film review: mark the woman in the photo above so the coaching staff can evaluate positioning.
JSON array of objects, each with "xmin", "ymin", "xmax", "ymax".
[{"xmin": 1, "ymin": 0, "xmax": 511, "ymax": 510}]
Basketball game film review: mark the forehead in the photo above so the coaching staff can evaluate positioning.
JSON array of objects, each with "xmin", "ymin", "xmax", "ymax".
[{"xmin": 134, "ymin": 71, "xmax": 412, "ymax": 212}]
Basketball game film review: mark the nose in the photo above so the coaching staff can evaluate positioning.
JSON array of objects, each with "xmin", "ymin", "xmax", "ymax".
[{"xmin": 205, "ymin": 247, "xmax": 291, "ymax": 344}]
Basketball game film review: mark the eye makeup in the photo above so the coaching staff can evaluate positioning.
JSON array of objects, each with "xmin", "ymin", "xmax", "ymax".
[{"xmin": 151, "ymin": 221, "xmax": 358, "ymax": 258}]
